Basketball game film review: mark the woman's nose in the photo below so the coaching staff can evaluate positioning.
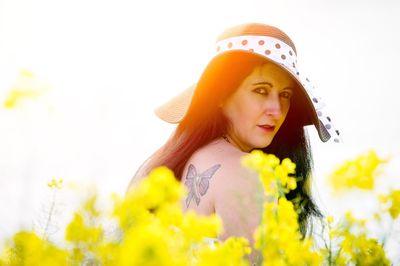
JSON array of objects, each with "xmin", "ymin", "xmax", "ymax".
[{"xmin": 264, "ymin": 92, "xmax": 282, "ymax": 119}]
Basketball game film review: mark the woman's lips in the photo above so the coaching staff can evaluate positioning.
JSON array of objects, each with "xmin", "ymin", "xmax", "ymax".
[{"xmin": 257, "ymin": 125, "xmax": 275, "ymax": 133}]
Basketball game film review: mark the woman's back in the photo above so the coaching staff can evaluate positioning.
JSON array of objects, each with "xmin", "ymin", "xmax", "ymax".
[{"xmin": 181, "ymin": 137, "xmax": 267, "ymax": 245}]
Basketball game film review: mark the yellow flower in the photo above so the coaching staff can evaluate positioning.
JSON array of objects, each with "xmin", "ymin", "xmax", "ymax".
[
  {"xmin": 195, "ymin": 237, "xmax": 251, "ymax": 266},
  {"xmin": 327, "ymin": 215, "xmax": 334, "ymax": 224},
  {"xmin": 180, "ymin": 211, "xmax": 222, "ymax": 243},
  {"xmin": 82, "ymin": 194, "xmax": 101, "ymax": 218},
  {"xmin": 155, "ymin": 204, "xmax": 184, "ymax": 228},
  {"xmin": 113, "ymin": 167, "xmax": 185, "ymax": 231},
  {"xmin": 65, "ymin": 213, "xmax": 103, "ymax": 244},
  {"xmin": 1, "ymin": 150, "xmax": 395, "ymax": 265},
  {"xmin": 340, "ymin": 234, "xmax": 390, "ymax": 265},
  {"xmin": 3, "ymin": 69, "xmax": 50, "ymax": 109},
  {"xmin": 1, "ymin": 231, "xmax": 68, "ymax": 265},
  {"xmin": 117, "ymin": 223, "xmax": 185, "ymax": 266},
  {"xmin": 388, "ymin": 191, "xmax": 400, "ymax": 219},
  {"xmin": 329, "ymin": 150, "xmax": 387, "ymax": 191},
  {"xmin": 47, "ymin": 179, "xmax": 63, "ymax": 189},
  {"xmin": 383, "ymin": 189, "xmax": 400, "ymax": 219},
  {"xmin": 254, "ymin": 198, "xmax": 321, "ymax": 266},
  {"xmin": 327, "ymin": 211, "xmax": 391, "ymax": 266},
  {"xmin": 241, "ymin": 150, "xmax": 280, "ymax": 173},
  {"xmin": 242, "ymin": 151, "xmax": 298, "ymax": 197},
  {"xmin": 281, "ymin": 158, "xmax": 296, "ymax": 175},
  {"xmin": 287, "ymin": 177, "xmax": 297, "ymax": 191},
  {"xmin": 131, "ymin": 167, "xmax": 185, "ymax": 210},
  {"xmin": 112, "ymin": 189, "xmax": 153, "ymax": 231}
]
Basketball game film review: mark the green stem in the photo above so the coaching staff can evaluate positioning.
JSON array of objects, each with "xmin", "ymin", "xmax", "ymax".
[{"xmin": 42, "ymin": 188, "xmax": 57, "ymax": 240}]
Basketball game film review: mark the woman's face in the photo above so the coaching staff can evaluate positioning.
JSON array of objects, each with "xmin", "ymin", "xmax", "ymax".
[{"xmin": 222, "ymin": 63, "xmax": 296, "ymax": 152}]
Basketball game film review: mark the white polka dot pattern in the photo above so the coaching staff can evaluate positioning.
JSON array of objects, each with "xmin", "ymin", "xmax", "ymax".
[
  {"xmin": 215, "ymin": 35, "xmax": 342, "ymax": 143},
  {"xmin": 216, "ymin": 36, "xmax": 297, "ymax": 76}
]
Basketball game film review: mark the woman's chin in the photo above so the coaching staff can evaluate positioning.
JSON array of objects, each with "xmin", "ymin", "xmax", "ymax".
[{"xmin": 252, "ymin": 139, "xmax": 273, "ymax": 150}]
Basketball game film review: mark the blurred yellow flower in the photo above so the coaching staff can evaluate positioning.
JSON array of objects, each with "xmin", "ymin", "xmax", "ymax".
[
  {"xmin": 180, "ymin": 211, "xmax": 222, "ymax": 243},
  {"xmin": 329, "ymin": 150, "xmax": 387, "ymax": 191},
  {"xmin": 241, "ymin": 150, "xmax": 280, "ymax": 171},
  {"xmin": 1, "ymin": 231, "xmax": 68, "ymax": 265},
  {"xmin": 380, "ymin": 189, "xmax": 400, "ymax": 219},
  {"xmin": 3, "ymin": 69, "xmax": 50, "ymax": 109},
  {"xmin": 110, "ymin": 167, "xmax": 225, "ymax": 265},
  {"xmin": 254, "ymin": 198, "xmax": 322, "ymax": 266},
  {"xmin": 195, "ymin": 237, "xmax": 250, "ymax": 266},
  {"xmin": 65, "ymin": 213, "xmax": 103, "ymax": 244},
  {"xmin": 326, "ymin": 215, "xmax": 334, "ymax": 224},
  {"xmin": 47, "ymin": 179, "xmax": 63, "ymax": 189},
  {"xmin": 242, "ymin": 151, "xmax": 298, "ymax": 197},
  {"xmin": 0, "ymin": 150, "xmax": 396, "ymax": 265},
  {"xmin": 324, "ymin": 211, "xmax": 391, "ymax": 266},
  {"xmin": 117, "ymin": 223, "xmax": 186, "ymax": 266},
  {"xmin": 82, "ymin": 194, "xmax": 101, "ymax": 218}
]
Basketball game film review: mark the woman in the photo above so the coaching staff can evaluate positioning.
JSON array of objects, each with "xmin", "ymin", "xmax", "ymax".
[{"xmin": 128, "ymin": 23, "xmax": 340, "ymax": 258}]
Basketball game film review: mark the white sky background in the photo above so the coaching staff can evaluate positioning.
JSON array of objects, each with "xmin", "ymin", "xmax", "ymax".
[{"xmin": 0, "ymin": 0, "xmax": 400, "ymax": 257}]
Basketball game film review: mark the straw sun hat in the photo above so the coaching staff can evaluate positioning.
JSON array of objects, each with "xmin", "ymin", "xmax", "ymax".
[{"xmin": 155, "ymin": 23, "xmax": 341, "ymax": 143}]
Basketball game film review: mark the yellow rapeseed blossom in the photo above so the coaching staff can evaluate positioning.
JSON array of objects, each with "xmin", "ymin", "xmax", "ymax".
[
  {"xmin": 339, "ymin": 233, "xmax": 390, "ymax": 265},
  {"xmin": 242, "ymin": 150, "xmax": 280, "ymax": 171},
  {"xmin": 0, "ymin": 150, "xmax": 395, "ymax": 265},
  {"xmin": 112, "ymin": 189, "xmax": 153, "ymax": 231},
  {"xmin": 242, "ymin": 151, "xmax": 297, "ymax": 197},
  {"xmin": 379, "ymin": 189, "xmax": 400, "ymax": 219},
  {"xmin": 387, "ymin": 190, "xmax": 400, "ymax": 219},
  {"xmin": 329, "ymin": 150, "xmax": 387, "ymax": 191},
  {"xmin": 3, "ymin": 69, "xmax": 50, "ymax": 109},
  {"xmin": 110, "ymin": 167, "xmax": 224, "ymax": 265},
  {"xmin": 47, "ymin": 179, "xmax": 63, "ymax": 189},
  {"xmin": 243, "ymin": 151, "xmax": 323, "ymax": 265},
  {"xmin": 1, "ymin": 231, "xmax": 68, "ymax": 266},
  {"xmin": 327, "ymin": 211, "xmax": 391, "ymax": 266},
  {"xmin": 194, "ymin": 237, "xmax": 251, "ymax": 266},
  {"xmin": 113, "ymin": 167, "xmax": 185, "ymax": 231},
  {"xmin": 327, "ymin": 215, "xmax": 334, "ymax": 224},
  {"xmin": 180, "ymin": 211, "xmax": 222, "ymax": 243},
  {"xmin": 128, "ymin": 166, "xmax": 184, "ymax": 210},
  {"xmin": 254, "ymin": 198, "xmax": 322, "ymax": 266},
  {"xmin": 65, "ymin": 213, "xmax": 103, "ymax": 244},
  {"xmin": 117, "ymin": 223, "xmax": 186, "ymax": 266},
  {"xmin": 82, "ymin": 194, "xmax": 101, "ymax": 218}
]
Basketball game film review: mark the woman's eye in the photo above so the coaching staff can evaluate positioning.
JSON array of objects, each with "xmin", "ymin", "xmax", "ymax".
[
  {"xmin": 280, "ymin": 91, "xmax": 293, "ymax": 99},
  {"xmin": 253, "ymin": 87, "xmax": 268, "ymax": 95}
]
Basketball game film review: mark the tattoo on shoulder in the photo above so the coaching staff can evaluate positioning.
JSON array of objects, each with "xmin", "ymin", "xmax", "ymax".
[{"xmin": 184, "ymin": 164, "xmax": 221, "ymax": 208}]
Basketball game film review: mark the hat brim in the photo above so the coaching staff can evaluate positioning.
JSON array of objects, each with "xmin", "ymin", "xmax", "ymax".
[{"xmin": 154, "ymin": 84, "xmax": 196, "ymax": 124}]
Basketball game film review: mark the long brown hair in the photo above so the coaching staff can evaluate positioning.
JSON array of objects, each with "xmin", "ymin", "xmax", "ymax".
[
  {"xmin": 135, "ymin": 52, "xmax": 265, "ymax": 179},
  {"xmin": 134, "ymin": 52, "xmax": 321, "ymax": 235}
]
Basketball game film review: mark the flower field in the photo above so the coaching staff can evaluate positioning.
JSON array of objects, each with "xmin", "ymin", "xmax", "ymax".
[{"xmin": 0, "ymin": 150, "xmax": 397, "ymax": 265}]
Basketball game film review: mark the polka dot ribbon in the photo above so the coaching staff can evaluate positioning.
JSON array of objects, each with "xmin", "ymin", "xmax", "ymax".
[{"xmin": 215, "ymin": 35, "xmax": 342, "ymax": 143}]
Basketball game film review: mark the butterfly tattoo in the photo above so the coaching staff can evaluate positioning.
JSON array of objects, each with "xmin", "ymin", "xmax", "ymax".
[{"xmin": 184, "ymin": 164, "xmax": 221, "ymax": 208}]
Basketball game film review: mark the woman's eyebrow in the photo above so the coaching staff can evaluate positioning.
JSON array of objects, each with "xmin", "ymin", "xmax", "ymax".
[{"xmin": 253, "ymin": 81, "xmax": 273, "ymax": 87}]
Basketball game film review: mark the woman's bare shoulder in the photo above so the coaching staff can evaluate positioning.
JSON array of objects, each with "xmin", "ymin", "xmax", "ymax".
[
  {"xmin": 195, "ymin": 139, "xmax": 260, "ymax": 188},
  {"xmin": 187, "ymin": 139, "xmax": 246, "ymax": 175},
  {"xmin": 183, "ymin": 139, "xmax": 265, "ymax": 247},
  {"xmin": 181, "ymin": 139, "xmax": 259, "ymax": 204},
  {"xmin": 181, "ymin": 138, "xmax": 253, "ymax": 212}
]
